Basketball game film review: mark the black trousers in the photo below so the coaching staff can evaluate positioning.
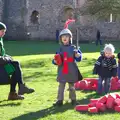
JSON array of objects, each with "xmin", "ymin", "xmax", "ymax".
[
  {"xmin": 96, "ymin": 38, "xmax": 102, "ymax": 45},
  {"xmin": 0, "ymin": 61, "xmax": 24, "ymax": 92},
  {"xmin": 10, "ymin": 61, "xmax": 24, "ymax": 92}
]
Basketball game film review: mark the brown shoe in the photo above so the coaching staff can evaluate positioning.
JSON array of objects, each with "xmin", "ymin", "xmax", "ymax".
[
  {"xmin": 18, "ymin": 83, "xmax": 35, "ymax": 95},
  {"xmin": 8, "ymin": 92, "xmax": 24, "ymax": 100}
]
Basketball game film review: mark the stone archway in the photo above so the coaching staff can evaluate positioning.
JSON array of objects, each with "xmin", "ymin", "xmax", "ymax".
[
  {"xmin": 63, "ymin": 7, "xmax": 74, "ymax": 20},
  {"xmin": 58, "ymin": 6, "xmax": 75, "ymax": 28}
]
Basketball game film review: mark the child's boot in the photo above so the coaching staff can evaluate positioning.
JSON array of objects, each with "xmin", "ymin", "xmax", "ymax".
[
  {"xmin": 53, "ymin": 100, "xmax": 63, "ymax": 106},
  {"xmin": 71, "ymin": 100, "xmax": 79, "ymax": 105}
]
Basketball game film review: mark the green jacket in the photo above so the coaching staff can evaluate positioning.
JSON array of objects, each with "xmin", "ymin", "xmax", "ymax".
[{"xmin": 0, "ymin": 38, "xmax": 15, "ymax": 75}]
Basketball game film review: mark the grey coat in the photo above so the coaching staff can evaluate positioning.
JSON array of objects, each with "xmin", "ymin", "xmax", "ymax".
[{"xmin": 57, "ymin": 45, "xmax": 79, "ymax": 83}]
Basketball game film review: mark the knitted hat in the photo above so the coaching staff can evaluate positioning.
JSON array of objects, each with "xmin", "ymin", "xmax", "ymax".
[
  {"xmin": 117, "ymin": 53, "xmax": 120, "ymax": 59},
  {"xmin": 0, "ymin": 22, "xmax": 6, "ymax": 30}
]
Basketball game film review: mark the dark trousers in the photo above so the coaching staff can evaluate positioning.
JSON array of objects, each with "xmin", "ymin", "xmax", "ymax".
[
  {"xmin": 0, "ymin": 61, "xmax": 23, "ymax": 93},
  {"xmin": 96, "ymin": 38, "xmax": 102, "ymax": 45},
  {"xmin": 97, "ymin": 76, "xmax": 111, "ymax": 94},
  {"xmin": 118, "ymin": 64, "xmax": 120, "ymax": 79},
  {"xmin": 10, "ymin": 61, "xmax": 24, "ymax": 92}
]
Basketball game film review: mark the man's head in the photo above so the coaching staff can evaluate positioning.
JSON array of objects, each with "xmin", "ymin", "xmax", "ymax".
[{"xmin": 0, "ymin": 22, "xmax": 6, "ymax": 37}]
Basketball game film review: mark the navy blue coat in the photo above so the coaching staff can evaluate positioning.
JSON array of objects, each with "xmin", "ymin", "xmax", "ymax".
[{"xmin": 93, "ymin": 55, "xmax": 117, "ymax": 78}]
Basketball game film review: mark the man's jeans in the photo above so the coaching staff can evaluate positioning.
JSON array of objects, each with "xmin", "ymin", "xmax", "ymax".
[{"xmin": 96, "ymin": 38, "xmax": 102, "ymax": 45}]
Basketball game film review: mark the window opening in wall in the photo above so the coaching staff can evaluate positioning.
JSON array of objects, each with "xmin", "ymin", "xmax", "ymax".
[{"xmin": 30, "ymin": 10, "xmax": 39, "ymax": 24}]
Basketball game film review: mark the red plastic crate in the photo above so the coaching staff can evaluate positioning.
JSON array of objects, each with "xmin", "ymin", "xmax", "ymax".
[
  {"xmin": 115, "ymin": 106, "xmax": 120, "ymax": 112},
  {"xmin": 75, "ymin": 105, "xmax": 88, "ymax": 112},
  {"xmin": 88, "ymin": 107, "xmax": 98, "ymax": 113}
]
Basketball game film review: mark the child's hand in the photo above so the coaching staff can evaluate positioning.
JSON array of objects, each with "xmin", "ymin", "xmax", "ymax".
[
  {"xmin": 54, "ymin": 54, "xmax": 62, "ymax": 65},
  {"xmin": 75, "ymin": 52, "xmax": 81, "ymax": 58},
  {"xmin": 74, "ymin": 49, "xmax": 78, "ymax": 53},
  {"xmin": 74, "ymin": 49, "xmax": 81, "ymax": 58},
  {"xmin": 54, "ymin": 59, "xmax": 57, "ymax": 64}
]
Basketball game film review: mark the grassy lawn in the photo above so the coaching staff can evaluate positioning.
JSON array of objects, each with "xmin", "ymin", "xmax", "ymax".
[{"xmin": 0, "ymin": 41, "xmax": 120, "ymax": 120}]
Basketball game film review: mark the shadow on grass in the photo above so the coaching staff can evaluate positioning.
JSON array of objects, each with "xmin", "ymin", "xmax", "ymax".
[
  {"xmin": 0, "ymin": 102, "xmax": 21, "ymax": 107},
  {"xmin": 77, "ymin": 92, "xmax": 100, "ymax": 105},
  {"xmin": 77, "ymin": 109, "xmax": 116, "ymax": 116},
  {"xmin": 12, "ymin": 103, "xmax": 74, "ymax": 120},
  {"xmin": 0, "ymin": 99, "xmax": 8, "ymax": 103},
  {"xmin": 23, "ymin": 71, "xmax": 56, "ymax": 82},
  {"xmin": 0, "ymin": 100, "xmax": 21, "ymax": 107},
  {"xmin": 21, "ymin": 60, "xmax": 48, "ymax": 68},
  {"xmin": 23, "ymin": 72, "xmax": 44, "ymax": 80}
]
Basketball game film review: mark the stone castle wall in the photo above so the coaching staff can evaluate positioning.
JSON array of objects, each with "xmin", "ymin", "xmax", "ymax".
[
  {"xmin": 3, "ymin": 0, "xmax": 27, "ymax": 40},
  {"xmin": 0, "ymin": 0, "xmax": 120, "ymax": 41},
  {"xmin": 25, "ymin": 0, "xmax": 73, "ymax": 40},
  {"xmin": 0, "ymin": 0, "xmax": 4, "ymax": 21},
  {"xmin": 78, "ymin": 22, "xmax": 120, "ymax": 41}
]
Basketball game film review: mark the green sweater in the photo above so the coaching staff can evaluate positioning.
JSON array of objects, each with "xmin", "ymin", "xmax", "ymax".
[{"xmin": 0, "ymin": 38, "xmax": 15, "ymax": 75}]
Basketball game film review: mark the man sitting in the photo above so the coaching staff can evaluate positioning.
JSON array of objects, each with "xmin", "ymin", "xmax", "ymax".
[{"xmin": 0, "ymin": 22, "xmax": 35, "ymax": 100}]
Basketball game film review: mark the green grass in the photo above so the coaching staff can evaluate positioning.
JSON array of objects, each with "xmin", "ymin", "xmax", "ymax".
[{"xmin": 0, "ymin": 41, "xmax": 120, "ymax": 120}]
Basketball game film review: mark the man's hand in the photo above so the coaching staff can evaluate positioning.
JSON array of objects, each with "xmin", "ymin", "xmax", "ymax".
[
  {"xmin": 5, "ymin": 56, "xmax": 13, "ymax": 61},
  {"xmin": 5, "ymin": 55, "xmax": 13, "ymax": 61},
  {"xmin": 0, "ymin": 55, "xmax": 13, "ymax": 65}
]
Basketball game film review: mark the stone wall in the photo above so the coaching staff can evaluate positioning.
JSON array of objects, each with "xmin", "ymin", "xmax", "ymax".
[
  {"xmin": 77, "ymin": 22, "xmax": 120, "ymax": 41},
  {"xmin": 0, "ymin": 0, "xmax": 120, "ymax": 41},
  {"xmin": 96, "ymin": 22, "xmax": 120, "ymax": 40},
  {"xmin": 25, "ymin": 0, "xmax": 74, "ymax": 40},
  {"xmin": 3, "ymin": 0, "xmax": 27, "ymax": 40},
  {"xmin": 0, "ymin": 0, "xmax": 4, "ymax": 21}
]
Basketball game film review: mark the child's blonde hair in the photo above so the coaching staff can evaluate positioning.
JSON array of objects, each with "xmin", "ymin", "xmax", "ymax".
[{"xmin": 104, "ymin": 44, "xmax": 115, "ymax": 54}]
